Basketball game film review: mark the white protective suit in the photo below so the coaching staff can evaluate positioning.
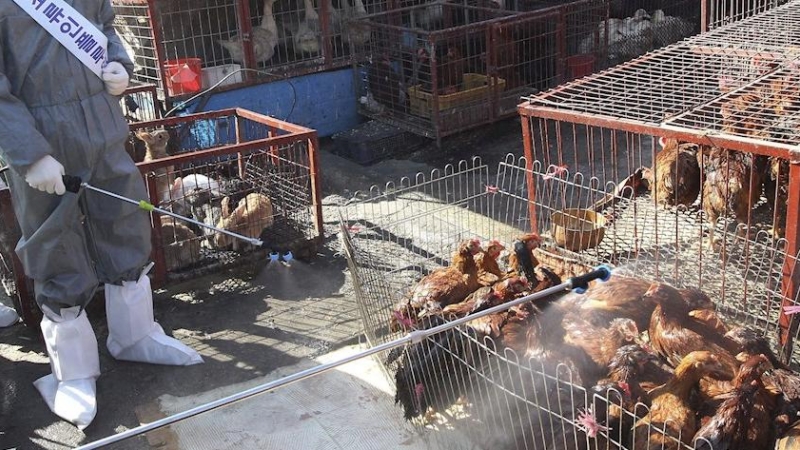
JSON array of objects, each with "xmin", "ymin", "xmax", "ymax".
[{"xmin": 0, "ymin": 0, "xmax": 202, "ymax": 430}]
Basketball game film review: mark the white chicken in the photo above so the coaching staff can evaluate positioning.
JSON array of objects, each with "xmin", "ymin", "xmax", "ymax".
[
  {"xmin": 218, "ymin": 0, "xmax": 279, "ymax": 64},
  {"xmin": 578, "ymin": 17, "xmax": 624, "ymax": 55},
  {"xmin": 650, "ymin": 9, "xmax": 695, "ymax": 48},
  {"xmin": 293, "ymin": 0, "xmax": 321, "ymax": 55}
]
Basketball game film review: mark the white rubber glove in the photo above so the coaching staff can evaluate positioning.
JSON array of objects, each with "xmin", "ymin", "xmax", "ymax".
[
  {"xmin": 25, "ymin": 155, "xmax": 66, "ymax": 195},
  {"xmin": 101, "ymin": 61, "xmax": 129, "ymax": 96}
]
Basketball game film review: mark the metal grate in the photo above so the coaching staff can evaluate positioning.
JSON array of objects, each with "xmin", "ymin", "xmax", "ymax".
[
  {"xmin": 112, "ymin": 0, "xmax": 385, "ymax": 102},
  {"xmin": 339, "ymin": 155, "xmax": 800, "ymax": 449},
  {"xmin": 353, "ymin": 0, "xmax": 610, "ymax": 143},
  {"xmin": 128, "ymin": 108, "xmax": 322, "ymax": 285},
  {"xmin": 522, "ymin": 1, "xmax": 800, "ymax": 155},
  {"xmin": 704, "ymin": 0, "xmax": 790, "ymax": 30}
]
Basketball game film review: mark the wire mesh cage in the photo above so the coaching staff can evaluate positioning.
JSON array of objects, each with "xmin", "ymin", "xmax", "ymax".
[
  {"xmin": 576, "ymin": 0, "xmax": 700, "ymax": 70},
  {"xmin": 112, "ymin": 0, "xmax": 382, "ymax": 102},
  {"xmin": 703, "ymin": 0, "xmax": 790, "ymax": 31},
  {"xmin": 120, "ymin": 83, "xmax": 162, "ymax": 123},
  {"xmin": 353, "ymin": 2, "xmax": 581, "ymax": 143},
  {"xmin": 129, "ymin": 108, "xmax": 323, "ymax": 286},
  {"xmin": 339, "ymin": 154, "xmax": 800, "ymax": 449}
]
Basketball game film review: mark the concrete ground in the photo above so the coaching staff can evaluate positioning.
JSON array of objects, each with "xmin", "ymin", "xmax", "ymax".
[{"xmin": 0, "ymin": 117, "xmax": 526, "ymax": 450}]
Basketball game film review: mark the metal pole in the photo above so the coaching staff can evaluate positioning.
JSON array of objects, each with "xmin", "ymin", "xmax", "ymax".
[
  {"xmin": 63, "ymin": 176, "xmax": 264, "ymax": 247},
  {"xmin": 73, "ymin": 266, "xmax": 612, "ymax": 450}
]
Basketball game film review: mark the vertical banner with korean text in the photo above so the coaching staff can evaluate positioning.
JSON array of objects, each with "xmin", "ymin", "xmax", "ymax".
[{"xmin": 12, "ymin": 0, "xmax": 108, "ymax": 78}]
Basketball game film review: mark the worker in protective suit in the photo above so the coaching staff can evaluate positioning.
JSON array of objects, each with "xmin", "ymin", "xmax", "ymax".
[{"xmin": 0, "ymin": 0, "xmax": 203, "ymax": 429}]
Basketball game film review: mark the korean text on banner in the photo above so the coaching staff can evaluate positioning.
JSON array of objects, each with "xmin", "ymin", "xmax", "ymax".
[{"xmin": 12, "ymin": 0, "xmax": 108, "ymax": 78}]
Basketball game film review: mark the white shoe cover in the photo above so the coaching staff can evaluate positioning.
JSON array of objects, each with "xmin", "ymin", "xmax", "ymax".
[
  {"xmin": 105, "ymin": 265, "xmax": 202, "ymax": 366},
  {"xmin": 33, "ymin": 374, "xmax": 97, "ymax": 430},
  {"xmin": 0, "ymin": 303, "xmax": 19, "ymax": 327},
  {"xmin": 35, "ymin": 306, "xmax": 99, "ymax": 430}
]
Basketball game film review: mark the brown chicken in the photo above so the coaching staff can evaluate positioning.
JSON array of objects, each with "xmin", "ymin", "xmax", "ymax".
[
  {"xmin": 475, "ymin": 239, "xmax": 505, "ymax": 286},
  {"xmin": 416, "ymin": 42, "xmax": 465, "ymax": 95},
  {"xmin": 506, "ymin": 233, "xmax": 542, "ymax": 281},
  {"xmin": 583, "ymin": 345, "xmax": 653, "ymax": 450},
  {"xmin": 765, "ymin": 156, "xmax": 789, "ymax": 239},
  {"xmin": 440, "ymin": 276, "xmax": 528, "ymax": 318},
  {"xmin": 776, "ymin": 420, "xmax": 800, "ymax": 450},
  {"xmin": 697, "ymin": 146, "xmax": 766, "ymax": 250},
  {"xmin": 563, "ymin": 317, "xmax": 640, "ymax": 373},
  {"xmin": 644, "ymin": 137, "xmax": 702, "ymax": 208},
  {"xmin": 644, "ymin": 282, "xmax": 739, "ymax": 372},
  {"xmin": 390, "ymin": 238, "xmax": 482, "ymax": 331},
  {"xmin": 632, "ymin": 350, "xmax": 730, "ymax": 450},
  {"xmin": 692, "ymin": 354, "xmax": 776, "ymax": 450},
  {"xmin": 699, "ymin": 92, "xmax": 772, "ymax": 250},
  {"xmin": 568, "ymin": 275, "xmax": 715, "ymax": 333},
  {"xmin": 725, "ymin": 326, "xmax": 800, "ymax": 436}
]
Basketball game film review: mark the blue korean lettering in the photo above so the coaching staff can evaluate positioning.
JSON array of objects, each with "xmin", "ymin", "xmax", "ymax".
[
  {"xmin": 43, "ymin": 2, "xmax": 65, "ymax": 23},
  {"xmin": 60, "ymin": 17, "xmax": 83, "ymax": 37}
]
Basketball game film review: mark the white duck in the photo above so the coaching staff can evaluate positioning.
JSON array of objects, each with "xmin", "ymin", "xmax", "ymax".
[
  {"xmin": 293, "ymin": 0, "xmax": 321, "ymax": 55},
  {"xmin": 344, "ymin": 0, "xmax": 371, "ymax": 47},
  {"xmin": 219, "ymin": 0, "xmax": 279, "ymax": 64}
]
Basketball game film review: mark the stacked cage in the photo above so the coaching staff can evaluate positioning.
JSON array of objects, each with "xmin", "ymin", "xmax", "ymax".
[
  {"xmin": 703, "ymin": 0, "xmax": 790, "ymax": 31},
  {"xmin": 352, "ymin": 0, "xmax": 704, "ymax": 144},
  {"xmin": 572, "ymin": 0, "xmax": 700, "ymax": 71},
  {"xmin": 111, "ymin": 0, "xmax": 383, "ymax": 102},
  {"xmin": 520, "ymin": 0, "xmax": 800, "ymax": 356},
  {"xmin": 353, "ymin": 1, "xmax": 610, "ymax": 143},
  {"xmin": 130, "ymin": 108, "xmax": 323, "ymax": 286},
  {"xmin": 339, "ymin": 4, "xmax": 800, "ymax": 449},
  {"xmin": 340, "ymin": 154, "xmax": 800, "ymax": 449}
]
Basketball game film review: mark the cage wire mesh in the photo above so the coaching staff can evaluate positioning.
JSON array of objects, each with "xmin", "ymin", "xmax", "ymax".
[
  {"xmin": 704, "ymin": 0, "xmax": 791, "ymax": 30},
  {"xmin": 352, "ymin": 0, "xmax": 702, "ymax": 143},
  {"xmin": 120, "ymin": 83, "xmax": 162, "ymax": 123},
  {"xmin": 112, "ymin": 0, "xmax": 387, "ymax": 101},
  {"xmin": 339, "ymin": 154, "xmax": 800, "ymax": 449},
  {"xmin": 128, "ymin": 109, "xmax": 322, "ymax": 285}
]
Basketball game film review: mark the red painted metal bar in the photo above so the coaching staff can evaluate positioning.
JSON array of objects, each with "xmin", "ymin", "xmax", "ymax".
[
  {"xmin": 779, "ymin": 160, "xmax": 800, "ymax": 363},
  {"xmin": 146, "ymin": 0, "xmax": 169, "ymax": 101},
  {"xmin": 520, "ymin": 114, "xmax": 538, "ymax": 234},
  {"xmin": 135, "ymin": 132, "xmax": 316, "ymax": 172},
  {"xmin": 307, "ymin": 134, "xmax": 325, "ymax": 240},
  {"xmin": 518, "ymin": 104, "xmax": 800, "ymax": 160},
  {"xmin": 701, "ymin": 0, "xmax": 709, "ymax": 33},
  {"xmin": 236, "ymin": 0, "xmax": 257, "ymax": 80}
]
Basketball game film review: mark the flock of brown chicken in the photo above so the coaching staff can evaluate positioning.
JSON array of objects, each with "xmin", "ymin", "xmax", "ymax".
[
  {"xmin": 388, "ymin": 234, "xmax": 800, "ymax": 450},
  {"xmin": 642, "ymin": 61, "xmax": 794, "ymax": 249}
]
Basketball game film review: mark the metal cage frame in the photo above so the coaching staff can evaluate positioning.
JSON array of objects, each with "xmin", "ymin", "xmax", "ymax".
[
  {"xmin": 339, "ymin": 154, "xmax": 800, "ymax": 449},
  {"xmin": 519, "ymin": 1, "xmax": 800, "ymax": 360}
]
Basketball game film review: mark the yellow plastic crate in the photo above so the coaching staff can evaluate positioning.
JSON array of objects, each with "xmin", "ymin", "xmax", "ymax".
[{"xmin": 408, "ymin": 73, "xmax": 506, "ymax": 119}]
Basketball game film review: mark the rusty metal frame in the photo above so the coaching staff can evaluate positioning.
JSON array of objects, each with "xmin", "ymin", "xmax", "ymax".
[
  {"xmin": 131, "ymin": 108, "xmax": 323, "ymax": 286},
  {"xmin": 8, "ymin": 108, "xmax": 323, "ymax": 321},
  {"xmin": 113, "ymin": 0, "xmax": 355, "ymax": 104},
  {"xmin": 518, "ymin": 0, "xmax": 800, "ymax": 361}
]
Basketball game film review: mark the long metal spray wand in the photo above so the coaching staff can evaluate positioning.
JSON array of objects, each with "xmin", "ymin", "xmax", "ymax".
[
  {"xmin": 61, "ymin": 175, "xmax": 264, "ymax": 247},
  {"xmin": 73, "ymin": 265, "xmax": 613, "ymax": 450}
]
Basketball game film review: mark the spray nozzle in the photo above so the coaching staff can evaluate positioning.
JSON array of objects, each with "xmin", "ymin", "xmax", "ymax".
[
  {"xmin": 269, "ymin": 252, "xmax": 281, "ymax": 263},
  {"xmin": 282, "ymin": 251, "xmax": 294, "ymax": 264}
]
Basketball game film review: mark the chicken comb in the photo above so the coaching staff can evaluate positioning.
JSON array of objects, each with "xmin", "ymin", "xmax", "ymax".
[{"xmin": 488, "ymin": 238, "xmax": 505, "ymax": 248}]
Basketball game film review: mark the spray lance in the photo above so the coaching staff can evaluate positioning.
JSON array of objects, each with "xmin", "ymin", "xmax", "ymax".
[
  {"xmin": 61, "ymin": 174, "xmax": 267, "ymax": 248},
  {"xmin": 72, "ymin": 264, "xmax": 613, "ymax": 450}
]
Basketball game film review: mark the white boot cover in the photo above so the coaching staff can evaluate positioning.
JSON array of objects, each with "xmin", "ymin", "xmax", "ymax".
[
  {"xmin": 0, "ymin": 303, "xmax": 19, "ymax": 327},
  {"xmin": 33, "ymin": 306, "xmax": 100, "ymax": 430},
  {"xmin": 105, "ymin": 268, "xmax": 202, "ymax": 366}
]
